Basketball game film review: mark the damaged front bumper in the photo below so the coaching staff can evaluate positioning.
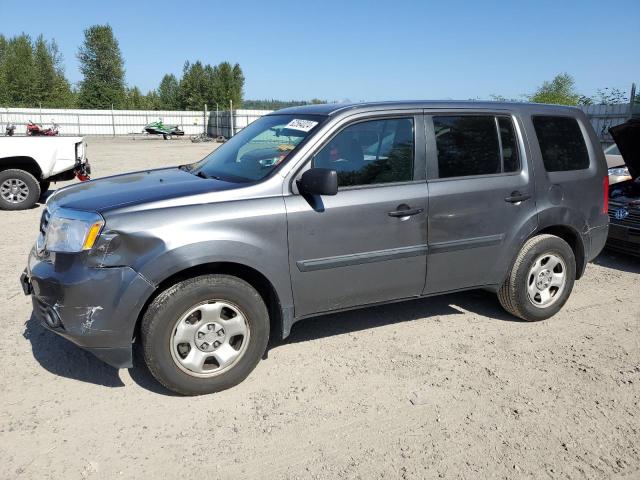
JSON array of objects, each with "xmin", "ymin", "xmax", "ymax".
[{"xmin": 22, "ymin": 247, "xmax": 155, "ymax": 368}]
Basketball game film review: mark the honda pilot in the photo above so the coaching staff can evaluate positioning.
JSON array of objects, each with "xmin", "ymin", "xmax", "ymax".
[{"xmin": 21, "ymin": 101, "xmax": 609, "ymax": 395}]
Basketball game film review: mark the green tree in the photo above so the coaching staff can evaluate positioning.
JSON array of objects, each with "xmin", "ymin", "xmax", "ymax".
[
  {"xmin": 528, "ymin": 73, "xmax": 581, "ymax": 106},
  {"xmin": 125, "ymin": 86, "xmax": 145, "ymax": 109},
  {"xmin": 0, "ymin": 35, "xmax": 8, "ymax": 105},
  {"xmin": 179, "ymin": 61, "xmax": 210, "ymax": 109},
  {"xmin": 158, "ymin": 73, "xmax": 180, "ymax": 109},
  {"xmin": 3, "ymin": 34, "xmax": 37, "ymax": 106},
  {"xmin": 144, "ymin": 90, "xmax": 160, "ymax": 110},
  {"xmin": 34, "ymin": 36, "xmax": 55, "ymax": 103},
  {"xmin": 211, "ymin": 61, "xmax": 244, "ymax": 108},
  {"xmin": 77, "ymin": 24, "xmax": 126, "ymax": 108},
  {"xmin": 32, "ymin": 35, "xmax": 67, "ymax": 107},
  {"xmin": 48, "ymin": 39, "xmax": 74, "ymax": 107}
]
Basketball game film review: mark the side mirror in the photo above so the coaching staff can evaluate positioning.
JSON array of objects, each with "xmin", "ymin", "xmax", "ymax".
[{"xmin": 297, "ymin": 168, "xmax": 338, "ymax": 196}]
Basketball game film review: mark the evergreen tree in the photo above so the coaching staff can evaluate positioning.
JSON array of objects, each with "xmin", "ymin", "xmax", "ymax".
[
  {"xmin": 77, "ymin": 24, "xmax": 126, "ymax": 108},
  {"xmin": 0, "ymin": 35, "xmax": 7, "ymax": 105},
  {"xmin": 48, "ymin": 39, "xmax": 74, "ymax": 107},
  {"xmin": 211, "ymin": 61, "xmax": 244, "ymax": 109},
  {"xmin": 3, "ymin": 34, "xmax": 37, "ymax": 107},
  {"xmin": 179, "ymin": 61, "xmax": 209, "ymax": 110},
  {"xmin": 158, "ymin": 73, "xmax": 180, "ymax": 109},
  {"xmin": 144, "ymin": 90, "xmax": 160, "ymax": 110},
  {"xmin": 125, "ymin": 86, "xmax": 145, "ymax": 109},
  {"xmin": 34, "ymin": 35, "xmax": 57, "ymax": 106}
]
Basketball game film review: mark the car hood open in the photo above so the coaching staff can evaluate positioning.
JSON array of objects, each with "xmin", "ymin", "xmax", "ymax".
[
  {"xmin": 609, "ymin": 119, "xmax": 640, "ymax": 180},
  {"xmin": 47, "ymin": 167, "xmax": 240, "ymax": 213}
]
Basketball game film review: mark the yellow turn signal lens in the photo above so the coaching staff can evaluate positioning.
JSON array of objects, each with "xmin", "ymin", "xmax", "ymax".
[{"xmin": 82, "ymin": 222, "xmax": 104, "ymax": 250}]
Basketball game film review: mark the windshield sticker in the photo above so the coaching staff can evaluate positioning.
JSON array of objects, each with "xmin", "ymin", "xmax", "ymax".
[{"xmin": 285, "ymin": 119, "xmax": 318, "ymax": 132}]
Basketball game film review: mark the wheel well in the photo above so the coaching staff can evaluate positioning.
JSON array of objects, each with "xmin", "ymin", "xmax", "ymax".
[
  {"xmin": 534, "ymin": 225, "xmax": 586, "ymax": 279},
  {"xmin": 134, "ymin": 263, "xmax": 283, "ymax": 343},
  {"xmin": 0, "ymin": 156, "xmax": 43, "ymax": 179}
]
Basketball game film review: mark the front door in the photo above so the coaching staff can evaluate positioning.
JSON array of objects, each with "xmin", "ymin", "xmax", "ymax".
[
  {"xmin": 285, "ymin": 115, "xmax": 428, "ymax": 317},
  {"xmin": 424, "ymin": 112, "xmax": 538, "ymax": 293}
]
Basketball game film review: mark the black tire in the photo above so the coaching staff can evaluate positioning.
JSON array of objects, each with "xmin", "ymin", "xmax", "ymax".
[
  {"xmin": 498, "ymin": 234, "xmax": 576, "ymax": 321},
  {"xmin": 0, "ymin": 169, "xmax": 41, "ymax": 211},
  {"xmin": 141, "ymin": 274, "xmax": 270, "ymax": 395}
]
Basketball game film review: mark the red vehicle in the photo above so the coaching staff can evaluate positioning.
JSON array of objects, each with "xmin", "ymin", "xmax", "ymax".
[{"xmin": 26, "ymin": 120, "xmax": 59, "ymax": 136}]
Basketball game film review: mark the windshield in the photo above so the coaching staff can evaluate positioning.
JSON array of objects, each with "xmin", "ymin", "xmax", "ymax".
[{"xmin": 191, "ymin": 114, "xmax": 325, "ymax": 182}]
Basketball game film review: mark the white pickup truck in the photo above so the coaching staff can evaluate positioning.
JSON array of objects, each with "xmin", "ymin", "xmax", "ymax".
[{"xmin": 0, "ymin": 136, "xmax": 90, "ymax": 210}]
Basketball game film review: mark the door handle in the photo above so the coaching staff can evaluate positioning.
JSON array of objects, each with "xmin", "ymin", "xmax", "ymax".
[
  {"xmin": 388, "ymin": 207, "xmax": 424, "ymax": 217},
  {"xmin": 504, "ymin": 191, "xmax": 531, "ymax": 203}
]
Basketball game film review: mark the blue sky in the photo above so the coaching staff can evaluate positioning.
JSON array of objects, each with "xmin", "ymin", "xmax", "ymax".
[{"xmin": 1, "ymin": 0, "xmax": 638, "ymax": 102}]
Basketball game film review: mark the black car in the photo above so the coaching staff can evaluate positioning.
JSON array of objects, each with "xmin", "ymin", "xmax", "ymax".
[{"xmin": 607, "ymin": 119, "xmax": 640, "ymax": 256}]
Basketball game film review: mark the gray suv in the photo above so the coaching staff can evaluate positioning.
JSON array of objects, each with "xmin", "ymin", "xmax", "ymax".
[{"xmin": 21, "ymin": 101, "xmax": 609, "ymax": 395}]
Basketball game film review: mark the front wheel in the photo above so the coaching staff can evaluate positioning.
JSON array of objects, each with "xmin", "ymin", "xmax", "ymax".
[
  {"xmin": 0, "ymin": 169, "xmax": 41, "ymax": 210},
  {"xmin": 141, "ymin": 274, "xmax": 269, "ymax": 395},
  {"xmin": 498, "ymin": 234, "xmax": 576, "ymax": 321}
]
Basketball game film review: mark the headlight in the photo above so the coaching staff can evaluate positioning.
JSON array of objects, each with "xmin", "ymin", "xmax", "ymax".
[
  {"xmin": 608, "ymin": 167, "xmax": 630, "ymax": 177},
  {"xmin": 75, "ymin": 141, "xmax": 86, "ymax": 161},
  {"xmin": 44, "ymin": 208, "xmax": 104, "ymax": 253}
]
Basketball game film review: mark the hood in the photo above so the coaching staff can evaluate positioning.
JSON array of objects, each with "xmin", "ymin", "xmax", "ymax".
[
  {"xmin": 609, "ymin": 119, "xmax": 640, "ymax": 180},
  {"xmin": 48, "ymin": 167, "xmax": 240, "ymax": 213}
]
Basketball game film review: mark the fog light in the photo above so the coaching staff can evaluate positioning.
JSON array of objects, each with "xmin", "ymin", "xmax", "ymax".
[{"xmin": 44, "ymin": 307, "xmax": 62, "ymax": 328}]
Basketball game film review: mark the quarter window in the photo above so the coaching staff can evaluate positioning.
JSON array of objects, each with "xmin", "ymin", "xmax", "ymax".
[
  {"xmin": 532, "ymin": 116, "xmax": 589, "ymax": 171},
  {"xmin": 498, "ymin": 117, "xmax": 520, "ymax": 173},
  {"xmin": 434, "ymin": 115, "xmax": 520, "ymax": 179},
  {"xmin": 313, "ymin": 118, "xmax": 414, "ymax": 187}
]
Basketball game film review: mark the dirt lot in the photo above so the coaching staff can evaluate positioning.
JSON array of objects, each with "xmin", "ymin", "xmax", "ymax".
[{"xmin": 1, "ymin": 137, "xmax": 639, "ymax": 479}]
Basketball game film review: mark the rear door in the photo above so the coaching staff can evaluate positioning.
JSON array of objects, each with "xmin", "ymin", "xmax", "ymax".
[
  {"xmin": 285, "ymin": 114, "xmax": 428, "ymax": 317},
  {"xmin": 424, "ymin": 111, "xmax": 538, "ymax": 293}
]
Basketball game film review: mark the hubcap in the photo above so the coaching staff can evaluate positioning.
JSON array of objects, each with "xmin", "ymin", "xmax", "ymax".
[
  {"xmin": 526, "ymin": 253, "xmax": 566, "ymax": 308},
  {"xmin": 1, "ymin": 178, "xmax": 29, "ymax": 204},
  {"xmin": 170, "ymin": 301, "xmax": 249, "ymax": 377}
]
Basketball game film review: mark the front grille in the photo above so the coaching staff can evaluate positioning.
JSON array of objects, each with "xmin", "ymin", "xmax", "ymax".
[
  {"xmin": 606, "ymin": 238, "xmax": 640, "ymax": 257},
  {"xmin": 608, "ymin": 201, "xmax": 640, "ymax": 228}
]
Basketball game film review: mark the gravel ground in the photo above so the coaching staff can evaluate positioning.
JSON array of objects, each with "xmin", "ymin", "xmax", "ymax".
[{"xmin": 1, "ymin": 137, "xmax": 639, "ymax": 479}]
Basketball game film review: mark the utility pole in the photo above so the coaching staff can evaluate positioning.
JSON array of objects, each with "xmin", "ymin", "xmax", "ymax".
[
  {"xmin": 111, "ymin": 104, "xmax": 116, "ymax": 136},
  {"xmin": 629, "ymin": 83, "xmax": 637, "ymax": 119},
  {"xmin": 204, "ymin": 103, "xmax": 208, "ymax": 136},
  {"xmin": 229, "ymin": 99, "xmax": 234, "ymax": 137}
]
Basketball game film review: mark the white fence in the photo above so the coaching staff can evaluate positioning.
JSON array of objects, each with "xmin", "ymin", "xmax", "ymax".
[
  {"xmin": 1, "ymin": 104, "xmax": 637, "ymax": 144},
  {"xmin": 578, "ymin": 104, "xmax": 636, "ymax": 145},
  {"xmin": 0, "ymin": 107, "xmax": 272, "ymax": 137}
]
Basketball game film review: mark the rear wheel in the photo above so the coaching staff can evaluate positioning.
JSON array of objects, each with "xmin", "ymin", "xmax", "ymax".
[
  {"xmin": 498, "ymin": 234, "xmax": 576, "ymax": 321},
  {"xmin": 141, "ymin": 274, "xmax": 269, "ymax": 395},
  {"xmin": 0, "ymin": 169, "xmax": 41, "ymax": 210}
]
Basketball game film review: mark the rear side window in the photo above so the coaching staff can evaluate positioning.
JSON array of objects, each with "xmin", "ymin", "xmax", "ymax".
[
  {"xmin": 532, "ymin": 116, "xmax": 589, "ymax": 171},
  {"xmin": 433, "ymin": 115, "xmax": 520, "ymax": 179}
]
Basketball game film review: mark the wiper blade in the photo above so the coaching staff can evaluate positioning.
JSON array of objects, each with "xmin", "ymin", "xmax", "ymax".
[{"xmin": 196, "ymin": 170, "xmax": 224, "ymax": 181}]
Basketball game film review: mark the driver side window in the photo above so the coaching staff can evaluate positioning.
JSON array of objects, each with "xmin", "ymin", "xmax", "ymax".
[{"xmin": 313, "ymin": 118, "xmax": 415, "ymax": 187}]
